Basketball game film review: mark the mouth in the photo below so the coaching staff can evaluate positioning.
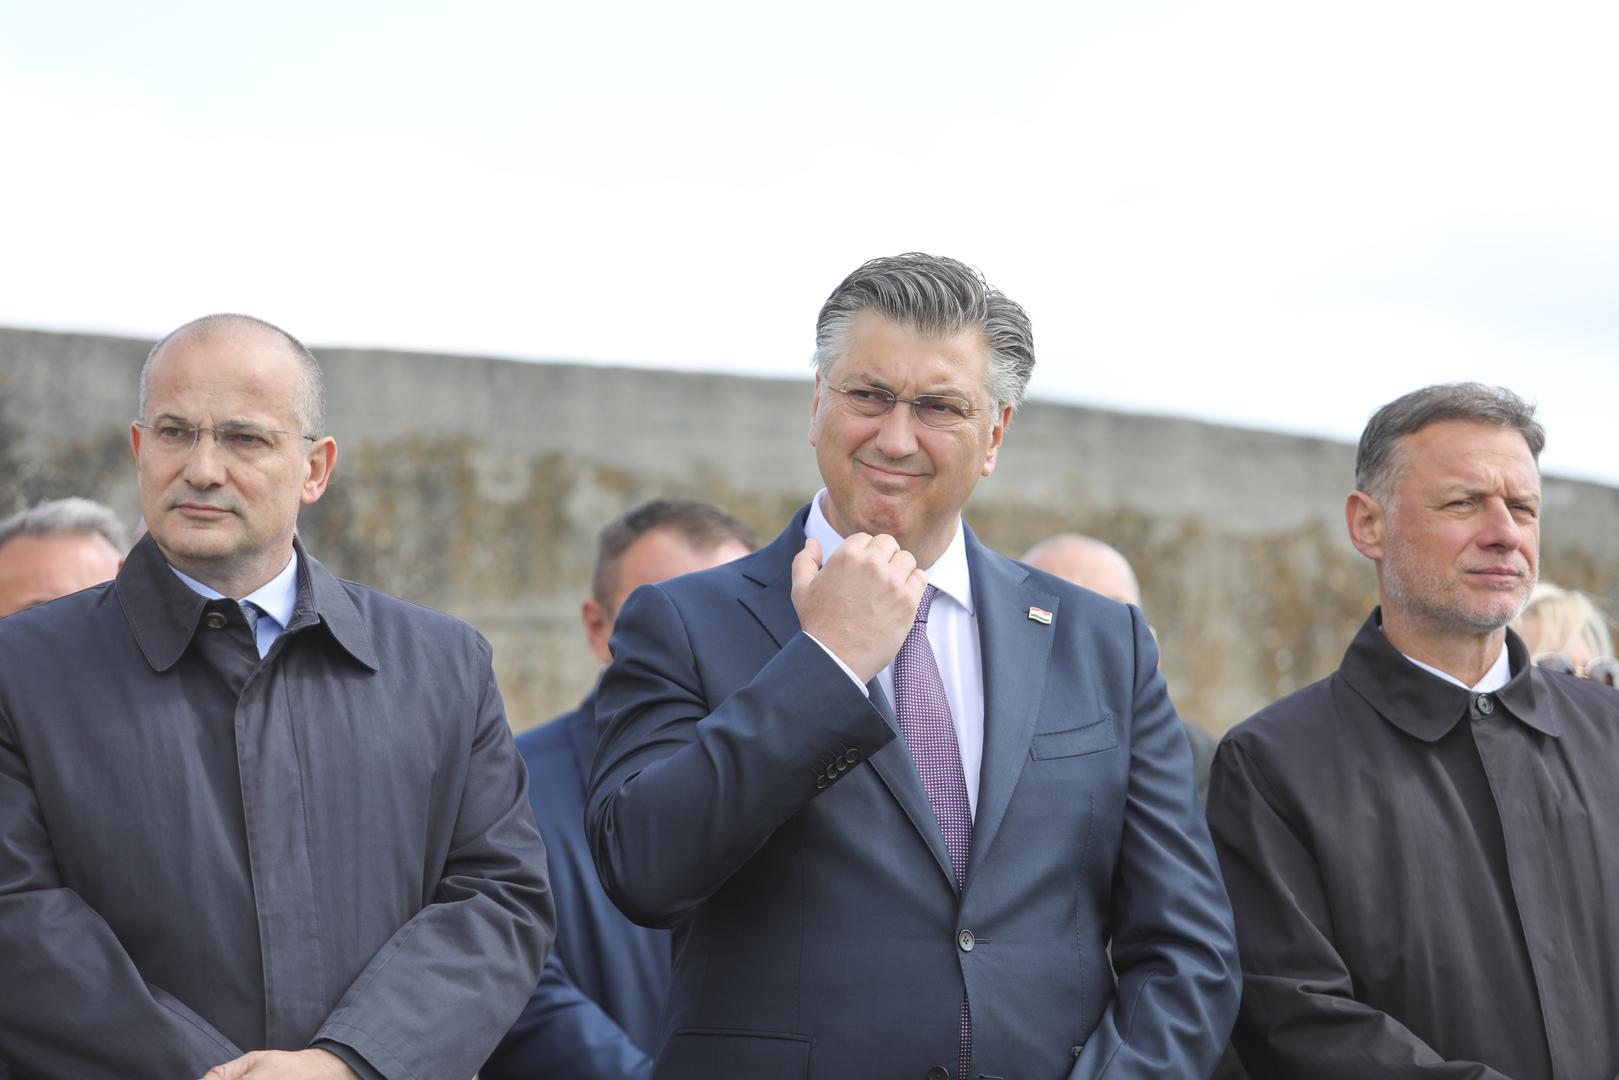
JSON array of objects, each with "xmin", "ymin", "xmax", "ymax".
[
  {"xmin": 1466, "ymin": 567, "xmax": 1526, "ymax": 586},
  {"xmin": 174, "ymin": 502, "xmax": 234, "ymax": 519},
  {"xmin": 858, "ymin": 460, "xmax": 925, "ymax": 484}
]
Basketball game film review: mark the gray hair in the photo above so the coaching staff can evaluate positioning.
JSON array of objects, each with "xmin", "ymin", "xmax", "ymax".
[
  {"xmin": 812, "ymin": 253, "xmax": 1036, "ymax": 412},
  {"xmin": 0, "ymin": 497, "xmax": 130, "ymax": 556},
  {"xmin": 1356, "ymin": 382, "xmax": 1545, "ymax": 505},
  {"xmin": 139, "ymin": 313, "xmax": 326, "ymax": 437}
]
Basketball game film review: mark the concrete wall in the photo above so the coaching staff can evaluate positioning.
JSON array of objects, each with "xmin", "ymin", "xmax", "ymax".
[{"xmin": 5, "ymin": 325, "xmax": 1617, "ymax": 734}]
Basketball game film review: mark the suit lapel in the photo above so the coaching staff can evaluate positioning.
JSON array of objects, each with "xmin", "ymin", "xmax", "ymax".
[
  {"xmin": 965, "ymin": 531, "xmax": 1058, "ymax": 886},
  {"xmin": 738, "ymin": 506, "xmax": 957, "ymax": 889}
]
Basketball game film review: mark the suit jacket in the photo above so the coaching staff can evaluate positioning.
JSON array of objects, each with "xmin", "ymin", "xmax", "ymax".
[
  {"xmin": 0, "ymin": 535, "xmax": 554, "ymax": 1079},
  {"xmin": 484, "ymin": 695, "xmax": 667, "ymax": 1080},
  {"xmin": 587, "ymin": 509, "xmax": 1239, "ymax": 1080}
]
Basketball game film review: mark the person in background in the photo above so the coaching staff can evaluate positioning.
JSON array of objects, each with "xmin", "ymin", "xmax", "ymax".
[
  {"xmin": 1512, "ymin": 581, "xmax": 1618, "ymax": 687},
  {"xmin": 0, "ymin": 313, "xmax": 554, "ymax": 1079},
  {"xmin": 484, "ymin": 497, "xmax": 756, "ymax": 1080},
  {"xmin": 1208, "ymin": 382, "xmax": 1619, "ymax": 1078},
  {"xmin": 0, "ymin": 497, "xmax": 128, "ymax": 617},
  {"xmin": 587, "ymin": 253, "xmax": 1238, "ymax": 1080},
  {"xmin": 1020, "ymin": 532, "xmax": 1218, "ymax": 802}
]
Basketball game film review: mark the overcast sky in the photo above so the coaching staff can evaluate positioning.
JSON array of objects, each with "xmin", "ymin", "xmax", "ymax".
[{"xmin": 3, "ymin": 1, "xmax": 1614, "ymax": 482}]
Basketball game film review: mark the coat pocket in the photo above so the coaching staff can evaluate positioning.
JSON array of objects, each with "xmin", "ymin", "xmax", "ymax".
[
  {"xmin": 1029, "ymin": 715, "xmax": 1118, "ymax": 759},
  {"xmin": 655, "ymin": 1027, "xmax": 813, "ymax": 1080}
]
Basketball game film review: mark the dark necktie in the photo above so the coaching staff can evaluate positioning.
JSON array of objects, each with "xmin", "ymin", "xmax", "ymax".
[
  {"xmin": 892, "ymin": 584, "xmax": 973, "ymax": 1078},
  {"xmin": 239, "ymin": 600, "xmax": 264, "ymax": 657}
]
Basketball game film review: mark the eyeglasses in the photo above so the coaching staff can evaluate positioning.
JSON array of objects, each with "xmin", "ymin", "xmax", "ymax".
[
  {"xmin": 826, "ymin": 383, "xmax": 983, "ymax": 429},
  {"xmin": 1533, "ymin": 652, "xmax": 1619, "ymax": 688},
  {"xmin": 135, "ymin": 419, "xmax": 318, "ymax": 460}
]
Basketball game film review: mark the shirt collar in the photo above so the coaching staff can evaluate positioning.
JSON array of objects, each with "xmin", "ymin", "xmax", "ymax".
[
  {"xmin": 805, "ymin": 488, "xmax": 974, "ymax": 615},
  {"xmin": 169, "ymin": 550, "xmax": 300, "ymax": 632},
  {"xmin": 1399, "ymin": 639, "xmax": 1513, "ymax": 693},
  {"xmin": 115, "ymin": 533, "xmax": 379, "ymax": 673}
]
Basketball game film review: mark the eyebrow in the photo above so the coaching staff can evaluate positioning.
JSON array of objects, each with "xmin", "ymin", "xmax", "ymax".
[
  {"xmin": 1438, "ymin": 483, "xmax": 1541, "ymax": 506},
  {"xmin": 845, "ymin": 374, "xmax": 976, "ymax": 400}
]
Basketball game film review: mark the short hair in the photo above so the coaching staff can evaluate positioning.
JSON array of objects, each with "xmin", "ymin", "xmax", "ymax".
[
  {"xmin": 812, "ymin": 253, "xmax": 1036, "ymax": 411},
  {"xmin": 0, "ymin": 497, "xmax": 130, "ymax": 556},
  {"xmin": 139, "ymin": 313, "xmax": 327, "ymax": 437},
  {"xmin": 1513, "ymin": 582, "xmax": 1614, "ymax": 660},
  {"xmin": 592, "ymin": 498, "xmax": 758, "ymax": 609},
  {"xmin": 1355, "ymin": 382, "xmax": 1545, "ymax": 505}
]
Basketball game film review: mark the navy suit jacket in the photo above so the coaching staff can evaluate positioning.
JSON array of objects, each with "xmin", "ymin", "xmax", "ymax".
[
  {"xmin": 484, "ymin": 695, "xmax": 670, "ymax": 1080},
  {"xmin": 587, "ymin": 509, "xmax": 1239, "ymax": 1080}
]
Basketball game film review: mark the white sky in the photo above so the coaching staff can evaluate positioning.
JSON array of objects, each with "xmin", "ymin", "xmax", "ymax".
[{"xmin": 2, "ymin": 1, "xmax": 1615, "ymax": 482}]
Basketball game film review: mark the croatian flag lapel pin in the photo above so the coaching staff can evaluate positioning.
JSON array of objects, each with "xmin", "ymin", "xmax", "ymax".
[{"xmin": 1027, "ymin": 606, "xmax": 1053, "ymax": 625}]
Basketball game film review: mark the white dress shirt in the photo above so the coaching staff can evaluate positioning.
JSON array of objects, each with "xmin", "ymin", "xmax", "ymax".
[
  {"xmin": 1399, "ymin": 641, "xmax": 1512, "ymax": 693},
  {"xmin": 170, "ymin": 550, "xmax": 300, "ymax": 659},
  {"xmin": 803, "ymin": 490, "xmax": 985, "ymax": 818}
]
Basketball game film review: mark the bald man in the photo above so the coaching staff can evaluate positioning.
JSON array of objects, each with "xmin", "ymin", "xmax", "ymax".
[
  {"xmin": 0, "ymin": 498, "xmax": 127, "ymax": 618},
  {"xmin": 0, "ymin": 314, "xmax": 554, "ymax": 1080},
  {"xmin": 1022, "ymin": 534, "xmax": 1217, "ymax": 802}
]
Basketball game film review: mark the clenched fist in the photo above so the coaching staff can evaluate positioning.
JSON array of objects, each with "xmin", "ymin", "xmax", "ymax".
[{"xmin": 791, "ymin": 533, "xmax": 927, "ymax": 683}]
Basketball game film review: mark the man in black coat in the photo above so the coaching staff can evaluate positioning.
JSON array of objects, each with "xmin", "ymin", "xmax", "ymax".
[
  {"xmin": 0, "ymin": 314, "xmax": 554, "ymax": 1079},
  {"xmin": 1207, "ymin": 382, "xmax": 1619, "ymax": 1078}
]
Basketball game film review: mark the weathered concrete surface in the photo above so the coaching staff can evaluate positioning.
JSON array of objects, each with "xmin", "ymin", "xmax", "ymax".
[{"xmin": 5, "ymin": 325, "xmax": 1617, "ymax": 734}]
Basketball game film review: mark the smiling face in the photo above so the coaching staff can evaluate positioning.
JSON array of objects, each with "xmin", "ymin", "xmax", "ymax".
[
  {"xmin": 1366, "ymin": 419, "xmax": 1541, "ymax": 645},
  {"xmin": 132, "ymin": 321, "xmax": 336, "ymax": 597},
  {"xmin": 809, "ymin": 309, "xmax": 1010, "ymax": 568}
]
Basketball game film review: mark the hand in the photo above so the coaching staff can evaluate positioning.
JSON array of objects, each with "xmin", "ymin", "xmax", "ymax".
[
  {"xmin": 791, "ymin": 534, "xmax": 926, "ymax": 683},
  {"xmin": 199, "ymin": 1048, "xmax": 360, "ymax": 1080}
]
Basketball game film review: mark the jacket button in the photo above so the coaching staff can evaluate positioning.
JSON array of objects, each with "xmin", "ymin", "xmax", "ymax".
[
  {"xmin": 1476, "ymin": 693, "xmax": 1495, "ymax": 715},
  {"xmin": 846, "ymin": 747, "xmax": 861, "ymax": 763},
  {"xmin": 926, "ymin": 1068, "xmax": 950, "ymax": 1080},
  {"xmin": 815, "ymin": 775, "xmax": 830, "ymax": 790},
  {"xmin": 957, "ymin": 929, "xmax": 975, "ymax": 952},
  {"xmin": 204, "ymin": 612, "xmax": 228, "ymax": 630}
]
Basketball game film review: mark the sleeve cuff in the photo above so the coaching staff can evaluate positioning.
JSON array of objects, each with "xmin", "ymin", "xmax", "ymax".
[
  {"xmin": 313, "ymin": 1040, "xmax": 387, "ymax": 1080},
  {"xmin": 802, "ymin": 631, "xmax": 870, "ymax": 696}
]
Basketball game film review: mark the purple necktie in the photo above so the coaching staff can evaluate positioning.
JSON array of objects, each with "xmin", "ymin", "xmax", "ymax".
[{"xmin": 893, "ymin": 584, "xmax": 973, "ymax": 1078}]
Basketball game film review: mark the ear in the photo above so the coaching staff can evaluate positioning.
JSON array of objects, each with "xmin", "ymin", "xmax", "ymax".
[
  {"xmin": 130, "ymin": 421, "xmax": 143, "ymax": 462},
  {"xmin": 300, "ymin": 437, "xmax": 338, "ymax": 506},
  {"xmin": 808, "ymin": 375, "xmax": 824, "ymax": 448},
  {"xmin": 1345, "ymin": 490, "xmax": 1386, "ymax": 560},
  {"xmin": 980, "ymin": 404, "xmax": 1013, "ymax": 477},
  {"xmin": 582, "ymin": 596, "xmax": 614, "ymax": 665}
]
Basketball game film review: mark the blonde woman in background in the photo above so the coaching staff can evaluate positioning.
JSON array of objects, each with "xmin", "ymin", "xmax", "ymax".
[{"xmin": 1513, "ymin": 581, "xmax": 1619, "ymax": 687}]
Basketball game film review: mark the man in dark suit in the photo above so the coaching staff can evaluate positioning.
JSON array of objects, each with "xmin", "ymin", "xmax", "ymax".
[
  {"xmin": 485, "ymin": 498, "xmax": 755, "ymax": 1080},
  {"xmin": 587, "ymin": 254, "xmax": 1239, "ymax": 1080},
  {"xmin": 1020, "ymin": 532, "xmax": 1219, "ymax": 803}
]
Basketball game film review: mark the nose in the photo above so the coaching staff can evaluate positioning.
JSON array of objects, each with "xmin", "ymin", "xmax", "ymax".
[
  {"xmin": 872, "ymin": 401, "xmax": 922, "ymax": 459},
  {"xmin": 180, "ymin": 430, "xmax": 228, "ymax": 488},
  {"xmin": 1477, "ymin": 498, "xmax": 1525, "ymax": 550}
]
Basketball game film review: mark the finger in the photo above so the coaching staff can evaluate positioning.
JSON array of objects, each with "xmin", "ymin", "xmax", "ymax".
[
  {"xmin": 867, "ymin": 533, "xmax": 900, "ymax": 559},
  {"xmin": 791, "ymin": 542, "xmax": 822, "ymax": 595},
  {"xmin": 906, "ymin": 567, "xmax": 929, "ymax": 601},
  {"xmin": 201, "ymin": 1056, "xmax": 252, "ymax": 1080},
  {"xmin": 889, "ymin": 548, "xmax": 917, "ymax": 579}
]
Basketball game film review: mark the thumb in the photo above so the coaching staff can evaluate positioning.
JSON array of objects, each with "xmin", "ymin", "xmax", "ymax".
[
  {"xmin": 791, "ymin": 538, "xmax": 823, "ymax": 595},
  {"xmin": 201, "ymin": 1054, "xmax": 258, "ymax": 1080}
]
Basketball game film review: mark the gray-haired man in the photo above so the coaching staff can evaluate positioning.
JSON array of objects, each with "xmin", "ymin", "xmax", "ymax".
[
  {"xmin": 587, "ymin": 253, "xmax": 1238, "ymax": 1080},
  {"xmin": 1209, "ymin": 383, "xmax": 1619, "ymax": 1078},
  {"xmin": 0, "ymin": 497, "xmax": 128, "ymax": 617}
]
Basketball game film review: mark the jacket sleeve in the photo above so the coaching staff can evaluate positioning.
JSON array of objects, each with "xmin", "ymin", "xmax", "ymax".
[
  {"xmin": 481, "ymin": 950, "xmax": 654, "ymax": 1080},
  {"xmin": 1206, "ymin": 737, "xmax": 1516, "ymax": 1079},
  {"xmin": 586, "ymin": 582, "xmax": 897, "ymax": 928},
  {"xmin": 0, "ymin": 708, "xmax": 246, "ymax": 1076},
  {"xmin": 1068, "ymin": 605, "xmax": 1242, "ymax": 1079},
  {"xmin": 312, "ymin": 647, "xmax": 558, "ymax": 1080}
]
